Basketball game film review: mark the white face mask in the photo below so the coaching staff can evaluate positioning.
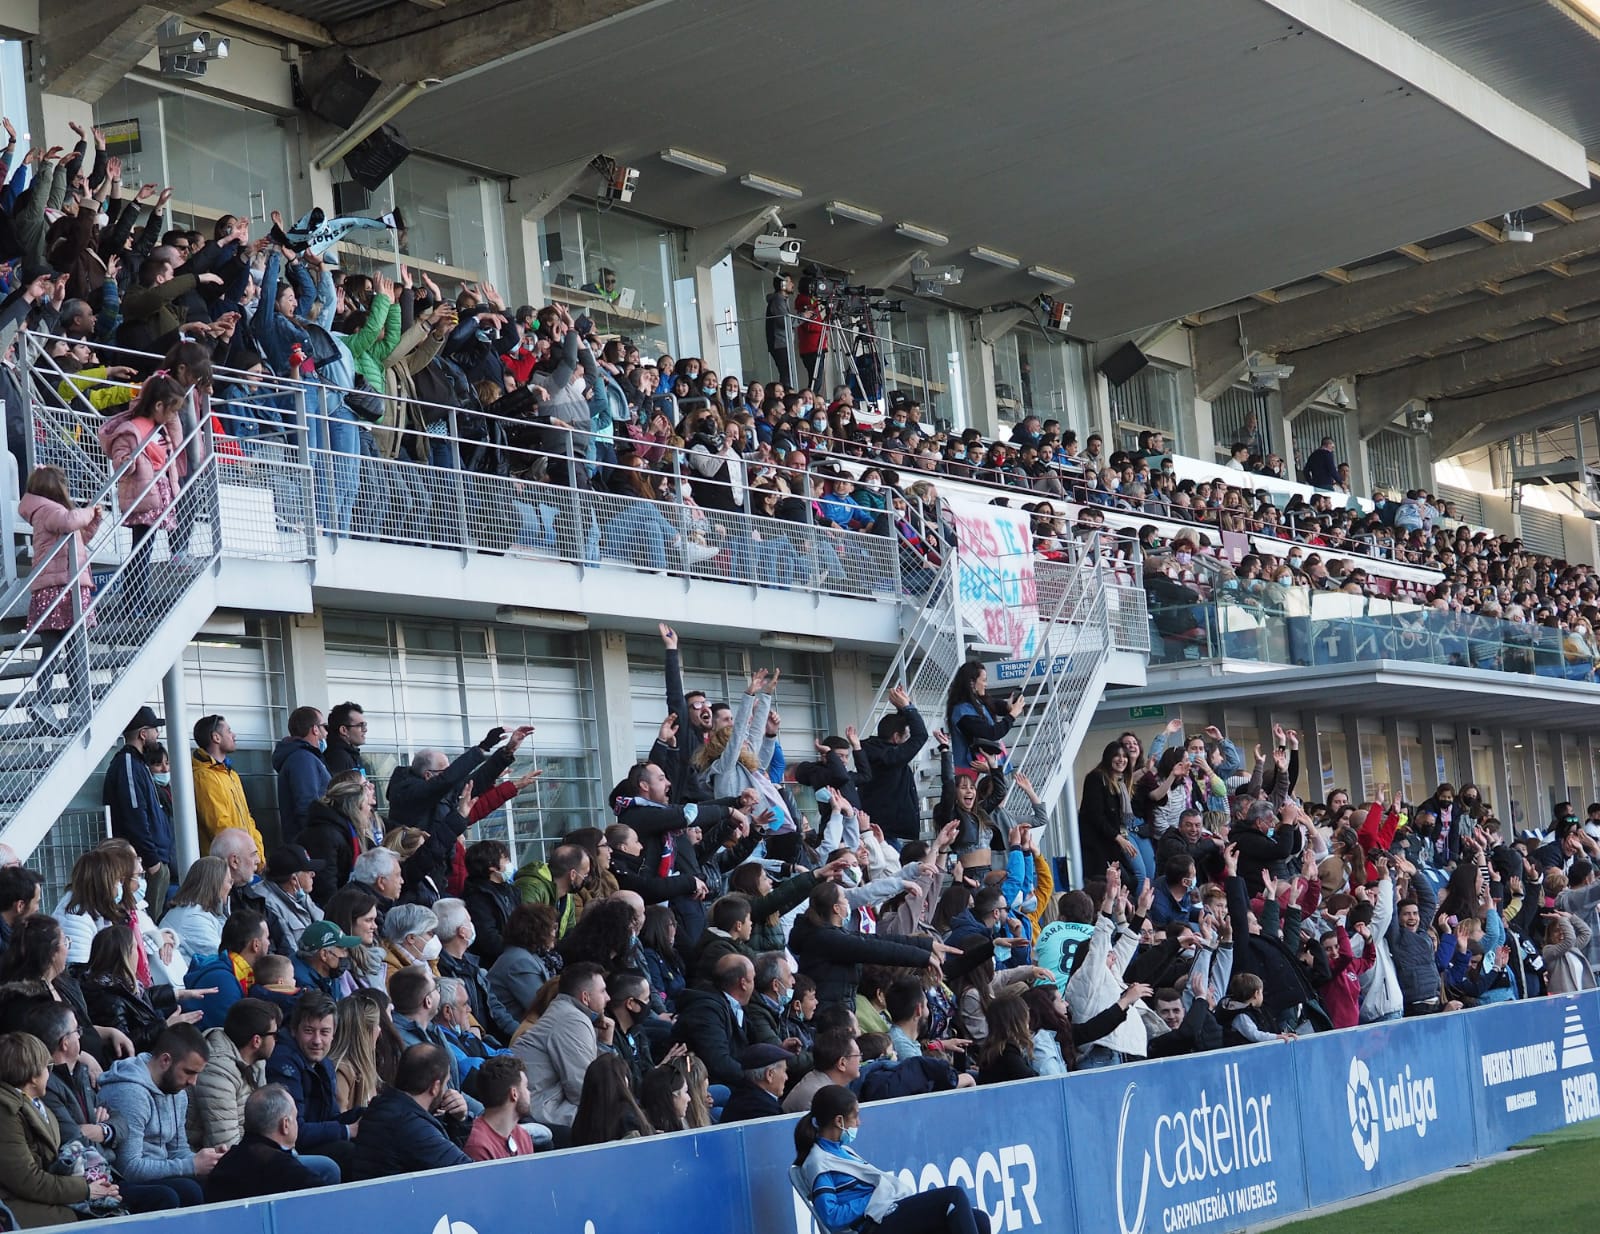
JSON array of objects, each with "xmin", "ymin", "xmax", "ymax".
[
  {"xmin": 500, "ymin": 861, "xmax": 517, "ymax": 880},
  {"xmin": 419, "ymin": 936, "xmax": 442, "ymax": 961}
]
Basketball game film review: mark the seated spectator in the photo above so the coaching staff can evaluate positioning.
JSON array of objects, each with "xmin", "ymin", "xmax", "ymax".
[
  {"xmin": 489, "ymin": 903, "xmax": 561, "ymax": 1025},
  {"xmin": 570, "ymin": 1053, "xmax": 654, "ymax": 1146},
  {"xmin": 638, "ymin": 1063, "xmax": 693, "ymax": 1134},
  {"xmin": 463, "ymin": 1054, "xmax": 537, "ymax": 1161},
  {"xmin": 27, "ymin": 1002, "xmax": 113, "ymax": 1154},
  {"xmin": 264, "ymin": 993, "xmax": 359, "ymax": 1170},
  {"xmin": 347, "ymin": 847, "xmax": 404, "ymax": 930},
  {"xmin": 514, "ymin": 961, "xmax": 612, "ymax": 1131},
  {"xmin": 328, "ymin": 989, "xmax": 394, "ymax": 1112},
  {"xmin": 81, "ymin": 924, "xmax": 200, "ymax": 1054},
  {"xmin": 204, "ymin": 1085, "xmax": 330, "ymax": 1202},
  {"xmin": 256, "ymin": 844, "xmax": 326, "ymax": 957},
  {"xmin": 159, "ymin": 856, "xmax": 231, "ymax": 963},
  {"xmin": 291, "ymin": 919, "xmax": 364, "ymax": 1000},
  {"xmin": 0, "ymin": 866, "xmax": 41, "ymax": 953},
  {"xmin": 461, "ymin": 839, "xmax": 520, "ymax": 965},
  {"xmin": 796, "ymin": 1084, "xmax": 992, "ymax": 1234},
  {"xmin": 186, "ymin": 909, "xmax": 271, "ymax": 1030},
  {"xmin": 782, "ymin": 1027, "xmax": 861, "ymax": 1115},
  {"xmin": 188, "ymin": 997, "xmax": 279, "ymax": 1152},
  {"xmin": 380, "ymin": 902, "xmax": 441, "ymax": 986},
  {"xmin": 605, "ymin": 970, "xmax": 656, "ymax": 1092},
  {"xmin": 0, "ymin": 1029, "xmax": 119, "ymax": 1226},
  {"xmin": 99, "ymin": 1024, "xmax": 222, "ymax": 1207},
  {"xmin": 671, "ymin": 953, "xmax": 755, "ymax": 1090},
  {"xmin": 514, "ymin": 843, "xmax": 589, "ymax": 936},
  {"xmin": 346, "ymin": 1044, "xmax": 471, "ymax": 1179},
  {"xmin": 434, "ymin": 897, "xmax": 513, "ymax": 1043},
  {"xmin": 720, "ymin": 1042, "xmax": 793, "ymax": 1123}
]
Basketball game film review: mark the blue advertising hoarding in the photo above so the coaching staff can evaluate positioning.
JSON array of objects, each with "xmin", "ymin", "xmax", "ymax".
[
  {"xmin": 740, "ymin": 1077, "xmax": 1075, "ymax": 1234},
  {"xmin": 1292, "ymin": 1014, "xmax": 1478, "ymax": 1208},
  {"xmin": 1064, "ymin": 1045, "xmax": 1307, "ymax": 1234},
  {"xmin": 75, "ymin": 994, "xmax": 1600, "ymax": 1234},
  {"xmin": 1464, "ymin": 991, "xmax": 1600, "ymax": 1154}
]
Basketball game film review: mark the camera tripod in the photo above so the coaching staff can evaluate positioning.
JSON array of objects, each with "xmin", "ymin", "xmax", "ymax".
[{"xmin": 800, "ymin": 309, "xmax": 887, "ymax": 408}]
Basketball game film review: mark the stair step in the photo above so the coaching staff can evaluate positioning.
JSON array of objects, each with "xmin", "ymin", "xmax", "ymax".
[{"xmin": 0, "ymin": 647, "xmax": 139, "ymax": 681}]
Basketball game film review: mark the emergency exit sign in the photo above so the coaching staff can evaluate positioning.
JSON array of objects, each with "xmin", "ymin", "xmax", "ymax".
[{"xmin": 1128, "ymin": 705, "xmax": 1166, "ymax": 720}]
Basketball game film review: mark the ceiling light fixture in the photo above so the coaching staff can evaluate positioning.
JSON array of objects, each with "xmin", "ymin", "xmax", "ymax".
[
  {"xmin": 740, "ymin": 173, "xmax": 803, "ymax": 200},
  {"xmin": 1026, "ymin": 264, "xmax": 1076, "ymax": 287},
  {"xmin": 825, "ymin": 200, "xmax": 883, "ymax": 225},
  {"xmin": 494, "ymin": 606, "xmax": 590, "ymax": 631},
  {"xmin": 759, "ymin": 631, "xmax": 835, "ymax": 653},
  {"xmin": 659, "ymin": 148, "xmax": 726, "ymax": 176},
  {"xmin": 1502, "ymin": 211, "xmax": 1534, "ymax": 243},
  {"xmin": 895, "ymin": 222, "xmax": 949, "ymax": 247},
  {"xmin": 968, "ymin": 245, "xmax": 1021, "ymax": 269}
]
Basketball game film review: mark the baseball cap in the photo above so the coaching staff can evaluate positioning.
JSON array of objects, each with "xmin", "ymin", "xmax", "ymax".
[{"xmin": 298, "ymin": 920, "xmax": 363, "ymax": 953}]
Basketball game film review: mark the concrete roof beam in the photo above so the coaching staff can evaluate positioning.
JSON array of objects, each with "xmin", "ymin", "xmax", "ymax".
[
  {"xmin": 1430, "ymin": 363, "xmax": 1600, "ymax": 456},
  {"xmin": 1191, "ymin": 214, "xmax": 1600, "ymax": 400},
  {"xmin": 1356, "ymin": 317, "xmax": 1600, "ymax": 438},
  {"xmin": 40, "ymin": 0, "xmax": 215, "ymax": 101}
]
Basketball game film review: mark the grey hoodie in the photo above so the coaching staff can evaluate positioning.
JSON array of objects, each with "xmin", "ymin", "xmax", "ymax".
[{"xmin": 98, "ymin": 1054, "xmax": 196, "ymax": 1181}]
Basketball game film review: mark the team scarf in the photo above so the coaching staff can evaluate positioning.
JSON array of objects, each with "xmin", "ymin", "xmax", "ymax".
[{"xmin": 271, "ymin": 207, "xmax": 400, "ymax": 263}]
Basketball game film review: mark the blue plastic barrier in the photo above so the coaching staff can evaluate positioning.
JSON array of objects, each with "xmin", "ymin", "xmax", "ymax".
[{"xmin": 80, "ymin": 991, "xmax": 1600, "ymax": 1234}]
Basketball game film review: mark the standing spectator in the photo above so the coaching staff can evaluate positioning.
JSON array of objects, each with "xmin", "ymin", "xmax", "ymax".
[
  {"xmin": 264, "ymin": 993, "xmax": 357, "ymax": 1171},
  {"xmin": 765, "ymin": 273, "xmax": 794, "ymax": 383},
  {"xmin": 188, "ymin": 997, "xmax": 278, "ymax": 1151},
  {"xmin": 514, "ymin": 844, "xmax": 590, "ymax": 934},
  {"xmin": 1304, "ymin": 436, "xmax": 1339, "ymax": 490},
  {"xmin": 97, "ymin": 375, "xmax": 188, "ymax": 618},
  {"xmin": 656, "ymin": 623, "xmax": 714, "ymax": 803},
  {"xmin": 272, "ymin": 706, "xmax": 330, "ymax": 840},
  {"xmin": 103, "ymin": 706, "xmax": 173, "ymax": 913},
  {"xmin": 204, "ymin": 1085, "xmax": 331, "ymax": 1202},
  {"xmin": 257, "ymin": 845, "xmax": 325, "ymax": 957},
  {"xmin": 190, "ymin": 714, "xmax": 265, "ymax": 863},
  {"xmin": 346, "ymin": 1045, "xmax": 471, "ymax": 1179},
  {"xmin": 1390, "ymin": 864, "xmax": 1441, "ymax": 1016},
  {"xmin": 0, "ymin": 1030, "xmax": 118, "ymax": 1226},
  {"xmin": 18, "ymin": 464, "xmax": 100, "ymax": 732},
  {"xmin": 299, "ymin": 778, "xmax": 377, "ymax": 904},
  {"xmin": 323, "ymin": 702, "xmax": 370, "ymax": 776},
  {"xmin": 514, "ymin": 961, "xmax": 612, "ymax": 1132},
  {"xmin": 99, "ymin": 1024, "xmax": 223, "ymax": 1207},
  {"xmin": 463, "ymin": 1054, "xmax": 536, "ymax": 1161},
  {"xmin": 856, "ymin": 685, "xmax": 930, "ymax": 846}
]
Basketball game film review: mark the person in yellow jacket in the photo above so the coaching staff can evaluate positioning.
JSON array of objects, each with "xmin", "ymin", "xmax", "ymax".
[
  {"xmin": 191, "ymin": 714, "xmax": 266, "ymax": 863},
  {"xmin": 51, "ymin": 337, "xmax": 138, "ymax": 414}
]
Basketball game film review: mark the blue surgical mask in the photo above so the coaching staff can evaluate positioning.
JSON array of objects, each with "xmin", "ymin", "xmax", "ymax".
[
  {"xmin": 840, "ymin": 1127, "xmax": 858, "ymax": 1146},
  {"xmin": 152, "ymin": 771, "xmax": 171, "ymax": 786},
  {"xmin": 132, "ymin": 875, "xmax": 147, "ymax": 901},
  {"xmin": 780, "ymin": 985, "xmax": 794, "ymax": 1008},
  {"xmin": 317, "ymin": 738, "xmax": 327, "ymax": 753},
  {"xmin": 701, "ymin": 384, "xmax": 716, "ymax": 396}
]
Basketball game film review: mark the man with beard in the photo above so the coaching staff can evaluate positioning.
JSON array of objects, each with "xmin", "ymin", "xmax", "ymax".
[
  {"xmin": 98, "ymin": 1025, "xmax": 224, "ymax": 1207},
  {"xmin": 463, "ymin": 1055, "xmax": 537, "ymax": 1160}
]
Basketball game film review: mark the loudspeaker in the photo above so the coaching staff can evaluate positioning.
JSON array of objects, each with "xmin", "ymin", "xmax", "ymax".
[
  {"xmin": 332, "ymin": 180, "xmax": 371, "ymax": 216},
  {"xmin": 302, "ymin": 56, "xmax": 382, "ymax": 129},
  {"xmin": 1097, "ymin": 341, "xmax": 1149, "ymax": 388},
  {"xmin": 343, "ymin": 124, "xmax": 412, "ymax": 191},
  {"xmin": 542, "ymin": 231, "xmax": 563, "ymax": 265}
]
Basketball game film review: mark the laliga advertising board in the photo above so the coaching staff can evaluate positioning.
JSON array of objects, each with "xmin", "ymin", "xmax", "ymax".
[
  {"xmin": 1466, "ymin": 991, "xmax": 1600, "ymax": 1154},
  {"xmin": 1291, "ymin": 1015, "xmax": 1475, "ymax": 1208},
  {"xmin": 1065, "ymin": 1045, "xmax": 1307, "ymax": 1234}
]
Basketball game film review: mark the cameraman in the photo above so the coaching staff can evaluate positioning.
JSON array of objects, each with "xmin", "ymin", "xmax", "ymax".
[
  {"xmin": 794, "ymin": 274, "xmax": 829, "ymax": 393},
  {"xmin": 765, "ymin": 274, "xmax": 794, "ymax": 385}
]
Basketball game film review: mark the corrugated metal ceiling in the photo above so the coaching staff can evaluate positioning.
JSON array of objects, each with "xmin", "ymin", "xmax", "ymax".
[{"xmin": 1354, "ymin": 0, "xmax": 1600, "ymax": 153}]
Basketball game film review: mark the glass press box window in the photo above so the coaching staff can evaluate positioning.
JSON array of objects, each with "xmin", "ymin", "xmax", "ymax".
[
  {"xmin": 1109, "ymin": 363, "xmax": 1184, "ymax": 453},
  {"xmin": 992, "ymin": 325, "xmax": 1089, "ymax": 434},
  {"xmin": 92, "ymin": 77, "xmax": 292, "ymax": 232},
  {"xmin": 537, "ymin": 203, "xmax": 681, "ymax": 357}
]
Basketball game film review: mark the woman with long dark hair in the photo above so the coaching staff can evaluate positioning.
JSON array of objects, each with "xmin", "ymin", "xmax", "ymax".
[
  {"xmin": 638, "ymin": 1063, "xmax": 691, "ymax": 1133},
  {"xmin": 974, "ymin": 987, "xmax": 1037, "ymax": 1084},
  {"xmin": 943, "ymin": 660, "xmax": 1022, "ymax": 771},
  {"xmin": 1080, "ymin": 739, "xmax": 1147, "ymax": 887},
  {"xmin": 0, "ymin": 915, "xmax": 132, "ymax": 1067},
  {"xmin": 795, "ymin": 1085, "xmax": 991, "ymax": 1234},
  {"xmin": 80, "ymin": 926, "xmax": 200, "ymax": 1053},
  {"xmin": 569, "ymin": 1053, "xmax": 654, "ymax": 1146}
]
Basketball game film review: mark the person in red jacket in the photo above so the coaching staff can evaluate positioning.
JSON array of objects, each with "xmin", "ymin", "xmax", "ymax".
[{"xmin": 1316, "ymin": 921, "xmax": 1373, "ymax": 1029}]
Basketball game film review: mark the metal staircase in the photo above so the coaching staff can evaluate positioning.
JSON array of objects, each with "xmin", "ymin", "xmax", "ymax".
[
  {"xmin": 859, "ymin": 532, "xmax": 1139, "ymax": 871},
  {"xmin": 0, "ymin": 376, "xmax": 225, "ymax": 860}
]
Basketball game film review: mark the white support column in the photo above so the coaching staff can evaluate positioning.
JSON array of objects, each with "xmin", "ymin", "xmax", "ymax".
[
  {"xmin": 164, "ymin": 660, "xmax": 200, "ymax": 875},
  {"xmin": 281, "ymin": 613, "xmax": 329, "ymax": 721},
  {"xmin": 502, "ymin": 208, "xmax": 546, "ymax": 312},
  {"xmin": 588, "ymin": 629, "xmax": 637, "ymax": 794},
  {"xmin": 681, "ymin": 206, "xmax": 782, "ymax": 371}
]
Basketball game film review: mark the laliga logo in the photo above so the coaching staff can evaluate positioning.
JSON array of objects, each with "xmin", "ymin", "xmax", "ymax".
[
  {"xmin": 1346, "ymin": 1059, "xmax": 1379, "ymax": 1171},
  {"xmin": 1346, "ymin": 1056, "xmax": 1438, "ymax": 1171},
  {"xmin": 432, "ymin": 1219, "xmax": 479, "ymax": 1234}
]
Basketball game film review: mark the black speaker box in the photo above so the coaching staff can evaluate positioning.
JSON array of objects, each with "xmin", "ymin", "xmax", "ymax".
[
  {"xmin": 304, "ymin": 56, "xmax": 382, "ymax": 129},
  {"xmin": 343, "ymin": 124, "xmax": 412, "ymax": 191},
  {"xmin": 1098, "ymin": 341, "xmax": 1149, "ymax": 387}
]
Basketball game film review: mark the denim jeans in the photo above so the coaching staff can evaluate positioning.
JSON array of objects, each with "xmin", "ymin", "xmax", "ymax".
[
  {"xmin": 603, "ymin": 503, "xmax": 676, "ymax": 569},
  {"xmin": 298, "ymin": 1153, "xmax": 341, "ymax": 1186},
  {"xmin": 1078, "ymin": 1045, "xmax": 1125, "ymax": 1070},
  {"xmin": 1124, "ymin": 833, "xmax": 1156, "ymax": 889},
  {"xmin": 310, "ymin": 393, "xmax": 361, "ymax": 534}
]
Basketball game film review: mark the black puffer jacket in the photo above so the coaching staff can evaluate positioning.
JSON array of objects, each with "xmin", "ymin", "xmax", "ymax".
[
  {"xmin": 669, "ymin": 986, "xmax": 749, "ymax": 1088},
  {"xmin": 297, "ymin": 799, "xmax": 364, "ymax": 906},
  {"xmin": 461, "ymin": 875, "xmax": 520, "ymax": 966},
  {"xmin": 787, "ymin": 914, "xmax": 933, "ymax": 1009}
]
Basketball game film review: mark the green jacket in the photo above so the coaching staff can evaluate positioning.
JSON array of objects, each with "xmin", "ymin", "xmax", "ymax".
[
  {"xmin": 514, "ymin": 861, "xmax": 578, "ymax": 937},
  {"xmin": 340, "ymin": 293, "xmax": 400, "ymax": 392}
]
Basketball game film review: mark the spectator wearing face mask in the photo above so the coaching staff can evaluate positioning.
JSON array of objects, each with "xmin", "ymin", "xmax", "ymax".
[{"xmin": 255, "ymin": 845, "xmax": 325, "ymax": 957}]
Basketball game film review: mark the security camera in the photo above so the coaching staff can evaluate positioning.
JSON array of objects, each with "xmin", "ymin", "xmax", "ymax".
[
  {"xmin": 1503, "ymin": 213, "xmax": 1533, "ymax": 243},
  {"xmin": 603, "ymin": 165, "xmax": 639, "ymax": 204},
  {"xmin": 754, "ymin": 231, "xmax": 802, "ymax": 266}
]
